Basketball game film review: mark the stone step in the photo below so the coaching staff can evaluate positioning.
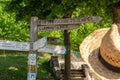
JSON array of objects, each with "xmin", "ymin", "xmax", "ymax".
[
  {"xmin": 71, "ymin": 77, "xmax": 84, "ymax": 80},
  {"xmin": 60, "ymin": 69, "xmax": 85, "ymax": 80},
  {"xmin": 60, "ymin": 76, "xmax": 84, "ymax": 80}
]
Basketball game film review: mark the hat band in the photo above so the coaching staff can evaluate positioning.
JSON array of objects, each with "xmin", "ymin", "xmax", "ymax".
[{"xmin": 98, "ymin": 50, "xmax": 120, "ymax": 73}]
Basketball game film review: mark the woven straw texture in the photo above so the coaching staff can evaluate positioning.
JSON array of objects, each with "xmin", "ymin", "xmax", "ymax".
[
  {"xmin": 79, "ymin": 24, "xmax": 120, "ymax": 80},
  {"xmin": 100, "ymin": 24, "xmax": 120, "ymax": 68}
]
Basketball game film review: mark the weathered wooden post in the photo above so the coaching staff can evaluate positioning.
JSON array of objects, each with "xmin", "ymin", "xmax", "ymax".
[
  {"xmin": 64, "ymin": 30, "xmax": 71, "ymax": 80},
  {"xmin": 27, "ymin": 17, "xmax": 38, "ymax": 80}
]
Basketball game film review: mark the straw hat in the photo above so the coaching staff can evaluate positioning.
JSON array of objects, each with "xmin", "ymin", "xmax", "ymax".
[{"xmin": 79, "ymin": 24, "xmax": 120, "ymax": 80}]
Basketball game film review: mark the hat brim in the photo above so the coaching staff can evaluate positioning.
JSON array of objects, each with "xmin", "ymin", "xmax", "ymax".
[{"xmin": 79, "ymin": 28, "xmax": 120, "ymax": 80}]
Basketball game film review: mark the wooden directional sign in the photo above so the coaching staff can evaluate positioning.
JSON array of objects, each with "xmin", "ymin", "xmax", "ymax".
[
  {"xmin": 0, "ymin": 40, "xmax": 80, "ymax": 55},
  {"xmin": 38, "ymin": 44, "xmax": 66, "ymax": 54},
  {"xmin": 38, "ymin": 16, "xmax": 102, "ymax": 26},
  {"xmin": 30, "ymin": 16, "xmax": 103, "ymax": 80},
  {"xmin": 33, "ymin": 37, "xmax": 47, "ymax": 50},
  {"xmin": 38, "ymin": 44, "xmax": 80, "ymax": 54},
  {"xmin": 37, "ymin": 24, "xmax": 79, "ymax": 31},
  {"xmin": 0, "ymin": 40, "xmax": 29, "ymax": 51}
]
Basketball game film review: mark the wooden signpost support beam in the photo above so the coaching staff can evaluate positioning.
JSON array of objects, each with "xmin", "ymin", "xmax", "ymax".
[
  {"xmin": 64, "ymin": 30, "xmax": 71, "ymax": 80},
  {"xmin": 27, "ymin": 16, "xmax": 102, "ymax": 80},
  {"xmin": 27, "ymin": 17, "xmax": 38, "ymax": 80}
]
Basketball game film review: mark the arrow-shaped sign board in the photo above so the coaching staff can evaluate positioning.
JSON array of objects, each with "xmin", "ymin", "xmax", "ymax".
[
  {"xmin": 33, "ymin": 37, "xmax": 47, "ymax": 50},
  {"xmin": 37, "ymin": 44, "xmax": 80, "ymax": 55},
  {"xmin": 37, "ymin": 25, "xmax": 79, "ymax": 31},
  {"xmin": 0, "ymin": 40, "xmax": 29, "ymax": 51},
  {"xmin": 38, "ymin": 16, "xmax": 102, "ymax": 26},
  {"xmin": 0, "ymin": 40, "xmax": 80, "ymax": 55},
  {"xmin": 38, "ymin": 44, "xmax": 66, "ymax": 54}
]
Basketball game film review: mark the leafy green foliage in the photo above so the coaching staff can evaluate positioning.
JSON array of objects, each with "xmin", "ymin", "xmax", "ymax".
[
  {"xmin": 1, "ymin": 0, "xmax": 120, "ymax": 51},
  {"xmin": 0, "ymin": 1, "xmax": 29, "ymax": 41},
  {"xmin": 37, "ymin": 57, "xmax": 52, "ymax": 80}
]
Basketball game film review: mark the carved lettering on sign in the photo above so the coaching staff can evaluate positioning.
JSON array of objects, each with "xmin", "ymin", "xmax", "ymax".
[
  {"xmin": 37, "ymin": 25, "xmax": 79, "ymax": 31},
  {"xmin": 0, "ymin": 40, "xmax": 29, "ymax": 51},
  {"xmin": 38, "ymin": 16, "xmax": 102, "ymax": 25}
]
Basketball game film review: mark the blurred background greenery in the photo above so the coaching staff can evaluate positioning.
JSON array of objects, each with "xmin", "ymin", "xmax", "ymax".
[{"xmin": 0, "ymin": 0, "xmax": 119, "ymax": 51}]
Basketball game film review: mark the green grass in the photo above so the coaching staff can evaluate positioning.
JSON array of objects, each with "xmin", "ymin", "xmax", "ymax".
[{"xmin": 0, "ymin": 53, "xmax": 54, "ymax": 80}]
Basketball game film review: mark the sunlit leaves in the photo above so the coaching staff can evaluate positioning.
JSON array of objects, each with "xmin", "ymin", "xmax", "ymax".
[
  {"xmin": 1, "ymin": 0, "xmax": 120, "ymax": 51},
  {"xmin": 0, "ymin": 1, "xmax": 29, "ymax": 41}
]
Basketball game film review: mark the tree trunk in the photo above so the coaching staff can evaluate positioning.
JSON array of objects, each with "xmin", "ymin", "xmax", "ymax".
[{"xmin": 113, "ymin": 1, "xmax": 120, "ymax": 23}]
